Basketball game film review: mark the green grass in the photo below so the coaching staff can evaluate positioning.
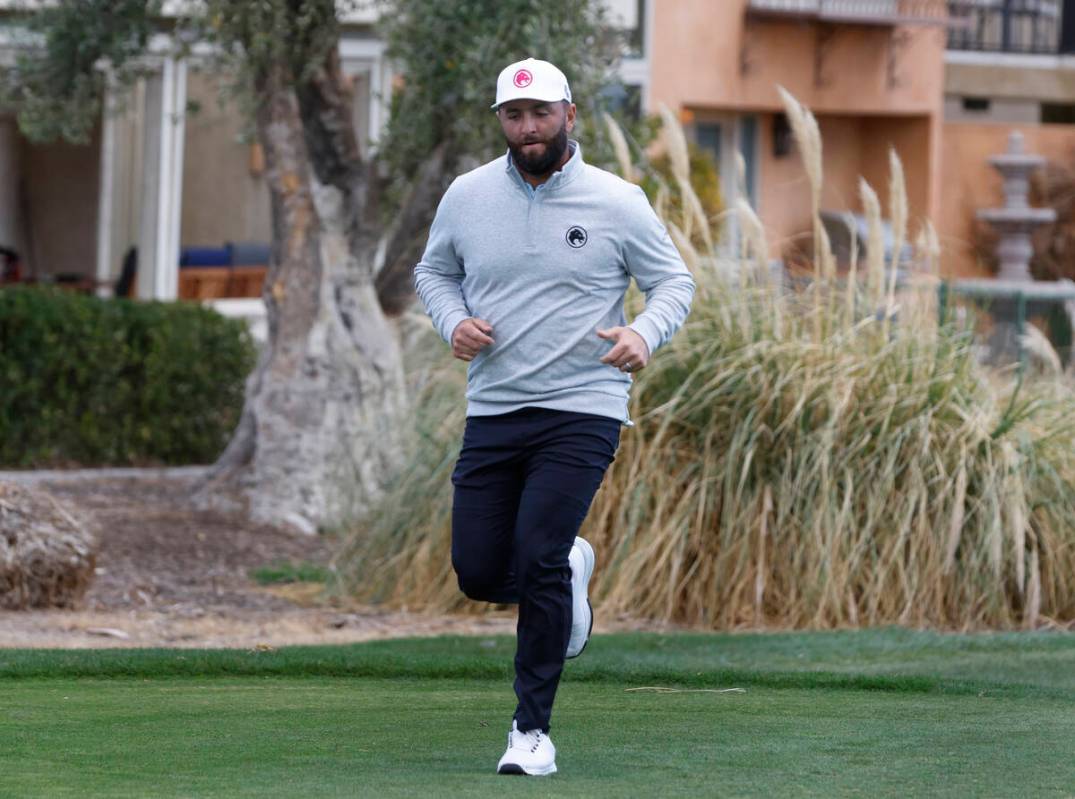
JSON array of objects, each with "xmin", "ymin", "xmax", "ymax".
[
  {"xmin": 1, "ymin": 630, "xmax": 1073, "ymax": 798},
  {"xmin": 247, "ymin": 560, "xmax": 332, "ymax": 585}
]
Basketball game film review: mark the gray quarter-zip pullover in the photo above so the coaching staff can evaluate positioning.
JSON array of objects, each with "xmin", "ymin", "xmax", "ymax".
[{"xmin": 414, "ymin": 141, "xmax": 695, "ymax": 423}]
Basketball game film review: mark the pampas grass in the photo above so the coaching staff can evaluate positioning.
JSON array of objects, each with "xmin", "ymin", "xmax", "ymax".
[
  {"xmin": 655, "ymin": 104, "xmax": 714, "ymax": 254},
  {"xmin": 604, "ymin": 111, "xmax": 637, "ymax": 184},
  {"xmin": 334, "ymin": 92, "xmax": 1075, "ymax": 631},
  {"xmin": 887, "ymin": 149, "xmax": 908, "ymax": 312},
  {"xmin": 860, "ymin": 178, "xmax": 886, "ymax": 310}
]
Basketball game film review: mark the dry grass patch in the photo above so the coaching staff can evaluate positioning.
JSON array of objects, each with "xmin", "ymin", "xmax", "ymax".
[{"xmin": 335, "ymin": 93, "xmax": 1075, "ymax": 631}]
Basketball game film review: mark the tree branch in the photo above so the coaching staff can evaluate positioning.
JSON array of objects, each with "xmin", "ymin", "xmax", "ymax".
[
  {"xmin": 374, "ymin": 143, "xmax": 451, "ymax": 316},
  {"xmin": 293, "ymin": 45, "xmax": 363, "ymax": 191}
]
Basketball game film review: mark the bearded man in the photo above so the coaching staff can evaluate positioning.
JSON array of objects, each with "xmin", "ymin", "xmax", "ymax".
[{"xmin": 414, "ymin": 57, "xmax": 695, "ymax": 776}]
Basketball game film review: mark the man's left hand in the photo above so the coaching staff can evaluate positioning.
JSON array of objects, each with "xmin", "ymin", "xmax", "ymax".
[{"xmin": 597, "ymin": 327, "xmax": 650, "ymax": 374}]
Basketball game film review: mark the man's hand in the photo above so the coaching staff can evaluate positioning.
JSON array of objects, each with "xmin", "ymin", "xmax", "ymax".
[
  {"xmin": 451, "ymin": 318, "xmax": 495, "ymax": 362},
  {"xmin": 597, "ymin": 327, "xmax": 650, "ymax": 374}
]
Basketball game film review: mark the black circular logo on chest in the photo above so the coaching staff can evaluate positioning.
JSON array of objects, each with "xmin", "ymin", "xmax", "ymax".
[{"xmin": 565, "ymin": 226, "xmax": 588, "ymax": 248}]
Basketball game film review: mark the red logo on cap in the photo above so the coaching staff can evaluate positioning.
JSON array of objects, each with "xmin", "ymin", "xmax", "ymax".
[{"xmin": 513, "ymin": 69, "xmax": 533, "ymax": 88}]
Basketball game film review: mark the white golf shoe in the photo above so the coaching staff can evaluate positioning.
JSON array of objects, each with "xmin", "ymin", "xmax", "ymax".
[
  {"xmin": 566, "ymin": 536, "xmax": 595, "ymax": 659},
  {"xmin": 496, "ymin": 720, "xmax": 557, "ymax": 776}
]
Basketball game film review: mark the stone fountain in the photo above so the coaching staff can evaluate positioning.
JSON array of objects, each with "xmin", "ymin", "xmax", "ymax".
[
  {"xmin": 976, "ymin": 131, "xmax": 1055, "ymax": 282},
  {"xmin": 950, "ymin": 131, "xmax": 1075, "ymax": 367}
]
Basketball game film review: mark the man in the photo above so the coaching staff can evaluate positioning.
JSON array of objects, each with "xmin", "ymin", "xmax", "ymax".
[{"xmin": 414, "ymin": 57, "xmax": 694, "ymax": 776}]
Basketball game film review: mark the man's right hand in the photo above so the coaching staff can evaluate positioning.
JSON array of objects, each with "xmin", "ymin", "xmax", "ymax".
[{"xmin": 451, "ymin": 318, "xmax": 494, "ymax": 362}]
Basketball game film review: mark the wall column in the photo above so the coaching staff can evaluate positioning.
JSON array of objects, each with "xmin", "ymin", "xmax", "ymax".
[
  {"xmin": 0, "ymin": 116, "xmax": 19, "ymax": 253},
  {"xmin": 95, "ymin": 83, "xmax": 117, "ymax": 295},
  {"xmin": 136, "ymin": 56, "xmax": 187, "ymax": 300}
]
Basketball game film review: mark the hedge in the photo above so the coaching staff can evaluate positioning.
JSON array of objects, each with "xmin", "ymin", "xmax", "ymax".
[{"xmin": 0, "ymin": 286, "xmax": 257, "ymax": 467}]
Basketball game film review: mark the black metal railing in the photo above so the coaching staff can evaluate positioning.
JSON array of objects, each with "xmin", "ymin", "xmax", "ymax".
[
  {"xmin": 747, "ymin": 0, "xmax": 952, "ymax": 25},
  {"xmin": 947, "ymin": 0, "xmax": 1075, "ymax": 54}
]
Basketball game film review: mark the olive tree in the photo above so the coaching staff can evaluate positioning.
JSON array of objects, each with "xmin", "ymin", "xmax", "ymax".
[{"xmin": 4, "ymin": 0, "xmax": 624, "ymax": 533}]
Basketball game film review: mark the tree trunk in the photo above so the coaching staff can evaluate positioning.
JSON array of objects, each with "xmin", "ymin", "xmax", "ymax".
[{"xmin": 193, "ymin": 52, "xmax": 405, "ymax": 535}]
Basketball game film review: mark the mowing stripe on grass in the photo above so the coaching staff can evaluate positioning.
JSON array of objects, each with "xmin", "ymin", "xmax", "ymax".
[
  {"xmin": 2, "ymin": 630, "xmax": 1072, "ymax": 701},
  {"xmin": 3, "ymin": 677, "xmax": 1073, "ymax": 798}
]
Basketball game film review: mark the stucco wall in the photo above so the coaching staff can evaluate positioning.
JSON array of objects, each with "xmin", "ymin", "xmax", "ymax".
[
  {"xmin": 939, "ymin": 122, "xmax": 1075, "ymax": 278},
  {"xmin": 858, "ymin": 115, "xmax": 932, "ymax": 226},
  {"xmin": 180, "ymin": 70, "xmax": 272, "ymax": 250},
  {"xmin": 649, "ymin": 0, "xmax": 945, "ymax": 254},
  {"xmin": 946, "ymin": 60, "xmax": 1075, "ymax": 105},
  {"xmin": 944, "ymin": 95, "xmax": 1040, "ymax": 124},
  {"xmin": 649, "ymin": 0, "xmax": 946, "ymax": 117},
  {"xmin": 21, "ymin": 126, "xmax": 100, "ymax": 278},
  {"xmin": 753, "ymin": 112, "xmax": 933, "ymax": 258},
  {"xmin": 754, "ymin": 111, "xmax": 804, "ymax": 254},
  {"xmin": 179, "ymin": 66, "xmax": 374, "ymax": 252}
]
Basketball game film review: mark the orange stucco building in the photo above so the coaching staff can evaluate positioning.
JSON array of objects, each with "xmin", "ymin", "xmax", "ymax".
[
  {"xmin": 646, "ymin": 0, "xmax": 948, "ymax": 268},
  {"xmin": 5, "ymin": 0, "xmax": 1075, "ymax": 291},
  {"xmin": 646, "ymin": 0, "xmax": 1075, "ymax": 279}
]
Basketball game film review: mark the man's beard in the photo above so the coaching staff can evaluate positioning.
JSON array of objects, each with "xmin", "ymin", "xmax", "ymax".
[{"xmin": 508, "ymin": 122, "xmax": 569, "ymax": 178}]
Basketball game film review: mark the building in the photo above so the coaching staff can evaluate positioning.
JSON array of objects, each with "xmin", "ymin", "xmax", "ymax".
[
  {"xmin": 0, "ymin": 1, "xmax": 648, "ymax": 303},
  {"xmin": 647, "ymin": 0, "xmax": 949, "ymax": 266},
  {"xmin": 942, "ymin": 0, "xmax": 1075, "ymax": 276},
  {"xmin": 0, "ymin": 4, "xmax": 393, "ymax": 302},
  {"xmin": 3, "ymin": 0, "xmax": 1073, "ymax": 298},
  {"xmin": 643, "ymin": 0, "xmax": 1075, "ymax": 279}
]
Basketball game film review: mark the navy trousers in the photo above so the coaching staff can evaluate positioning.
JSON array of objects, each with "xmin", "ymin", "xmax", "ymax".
[{"xmin": 450, "ymin": 406, "xmax": 621, "ymax": 733}]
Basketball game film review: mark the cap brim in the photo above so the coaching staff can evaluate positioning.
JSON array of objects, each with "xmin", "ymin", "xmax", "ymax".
[{"xmin": 490, "ymin": 92, "xmax": 568, "ymax": 111}]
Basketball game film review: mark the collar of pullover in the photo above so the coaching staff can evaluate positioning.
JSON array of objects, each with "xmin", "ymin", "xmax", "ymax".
[{"xmin": 504, "ymin": 139, "xmax": 583, "ymax": 195}]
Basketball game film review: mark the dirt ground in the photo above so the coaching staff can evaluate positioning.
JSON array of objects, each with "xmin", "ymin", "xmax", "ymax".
[
  {"xmin": 0, "ymin": 471, "xmax": 525, "ymax": 649},
  {"xmin": 7, "ymin": 471, "xmax": 1060, "ymax": 648}
]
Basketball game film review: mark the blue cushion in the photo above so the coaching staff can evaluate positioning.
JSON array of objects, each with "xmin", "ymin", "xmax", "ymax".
[{"xmin": 179, "ymin": 246, "xmax": 230, "ymax": 267}]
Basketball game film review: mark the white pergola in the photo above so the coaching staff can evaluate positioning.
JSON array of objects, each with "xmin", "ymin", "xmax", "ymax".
[
  {"xmin": 2, "ymin": 0, "xmax": 647, "ymax": 304},
  {"xmin": 93, "ymin": 33, "xmax": 392, "ymax": 301},
  {"xmin": 0, "ymin": 4, "xmax": 390, "ymax": 302}
]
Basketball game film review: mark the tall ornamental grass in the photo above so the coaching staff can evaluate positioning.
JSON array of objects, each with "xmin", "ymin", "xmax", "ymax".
[{"xmin": 334, "ymin": 92, "xmax": 1075, "ymax": 630}]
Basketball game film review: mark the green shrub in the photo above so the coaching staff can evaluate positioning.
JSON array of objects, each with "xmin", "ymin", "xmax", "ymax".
[{"xmin": 0, "ymin": 286, "xmax": 256, "ymax": 467}]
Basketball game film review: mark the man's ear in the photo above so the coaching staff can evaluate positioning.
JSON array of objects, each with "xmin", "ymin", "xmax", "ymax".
[{"xmin": 564, "ymin": 101, "xmax": 577, "ymax": 132}]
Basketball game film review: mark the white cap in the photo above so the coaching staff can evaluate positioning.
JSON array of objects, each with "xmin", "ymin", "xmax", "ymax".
[{"xmin": 491, "ymin": 58, "xmax": 572, "ymax": 110}]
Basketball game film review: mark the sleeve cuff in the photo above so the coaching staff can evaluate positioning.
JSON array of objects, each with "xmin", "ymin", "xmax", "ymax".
[
  {"xmin": 628, "ymin": 317, "xmax": 661, "ymax": 358},
  {"xmin": 439, "ymin": 309, "xmax": 471, "ymax": 345}
]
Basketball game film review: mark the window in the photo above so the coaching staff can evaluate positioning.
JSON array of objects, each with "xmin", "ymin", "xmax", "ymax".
[
  {"xmin": 962, "ymin": 97, "xmax": 992, "ymax": 113},
  {"xmin": 599, "ymin": 83, "xmax": 642, "ymax": 122},
  {"xmin": 1042, "ymin": 103, "xmax": 1075, "ymax": 124},
  {"xmin": 739, "ymin": 116, "xmax": 758, "ymax": 209},
  {"xmin": 604, "ymin": 0, "xmax": 646, "ymax": 57},
  {"xmin": 694, "ymin": 115, "xmax": 761, "ymax": 252},
  {"xmin": 694, "ymin": 116, "xmax": 759, "ymax": 209}
]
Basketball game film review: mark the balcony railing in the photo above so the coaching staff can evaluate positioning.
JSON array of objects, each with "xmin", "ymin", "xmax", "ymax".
[
  {"xmin": 947, "ymin": 0, "xmax": 1071, "ymax": 54},
  {"xmin": 746, "ymin": 0, "xmax": 953, "ymax": 25}
]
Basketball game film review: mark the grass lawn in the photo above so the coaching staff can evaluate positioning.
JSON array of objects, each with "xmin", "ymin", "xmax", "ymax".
[{"xmin": 1, "ymin": 629, "xmax": 1073, "ymax": 798}]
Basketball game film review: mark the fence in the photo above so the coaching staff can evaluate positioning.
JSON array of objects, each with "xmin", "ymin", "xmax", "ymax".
[
  {"xmin": 747, "ymin": 0, "xmax": 953, "ymax": 25},
  {"xmin": 948, "ymin": 0, "xmax": 1070, "ymax": 54}
]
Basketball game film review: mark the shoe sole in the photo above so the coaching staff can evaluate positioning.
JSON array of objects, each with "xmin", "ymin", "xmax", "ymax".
[
  {"xmin": 568, "ymin": 597, "xmax": 594, "ymax": 658},
  {"xmin": 497, "ymin": 763, "xmax": 558, "ymax": 776},
  {"xmin": 566, "ymin": 537, "xmax": 595, "ymax": 659}
]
